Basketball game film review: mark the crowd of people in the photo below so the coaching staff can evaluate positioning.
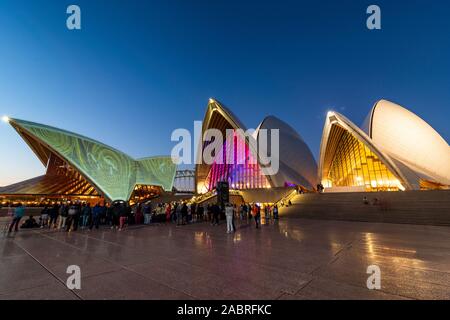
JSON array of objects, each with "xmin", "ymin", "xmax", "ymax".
[{"xmin": 4, "ymin": 200, "xmax": 280, "ymax": 234}]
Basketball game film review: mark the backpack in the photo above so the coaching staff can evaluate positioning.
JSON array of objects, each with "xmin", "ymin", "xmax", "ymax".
[{"xmin": 68, "ymin": 207, "xmax": 77, "ymax": 216}]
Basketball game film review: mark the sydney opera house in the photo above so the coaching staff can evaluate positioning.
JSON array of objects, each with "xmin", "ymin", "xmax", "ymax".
[
  {"xmin": 319, "ymin": 100, "xmax": 450, "ymax": 192},
  {"xmin": 0, "ymin": 118, "xmax": 177, "ymax": 204},
  {"xmin": 194, "ymin": 99, "xmax": 318, "ymax": 202},
  {"xmin": 194, "ymin": 98, "xmax": 449, "ymax": 200},
  {"xmin": 1, "ymin": 98, "xmax": 448, "ymax": 206}
]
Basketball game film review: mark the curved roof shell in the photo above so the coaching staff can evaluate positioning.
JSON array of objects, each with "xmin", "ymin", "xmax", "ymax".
[
  {"xmin": 367, "ymin": 100, "xmax": 450, "ymax": 186},
  {"xmin": 8, "ymin": 118, "xmax": 176, "ymax": 201},
  {"xmin": 318, "ymin": 111, "xmax": 412, "ymax": 190},
  {"xmin": 195, "ymin": 99, "xmax": 317, "ymax": 192},
  {"xmin": 256, "ymin": 115, "xmax": 317, "ymax": 189}
]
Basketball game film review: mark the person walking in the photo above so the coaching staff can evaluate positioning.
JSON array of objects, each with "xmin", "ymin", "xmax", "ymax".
[
  {"xmin": 225, "ymin": 203, "xmax": 234, "ymax": 233},
  {"xmin": 8, "ymin": 203, "xmax": 25, "ymax": 233}
]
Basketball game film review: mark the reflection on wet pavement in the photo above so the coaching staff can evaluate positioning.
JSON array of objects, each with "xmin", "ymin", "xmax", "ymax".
[{"xmin": 1, "ymin": 217, "xmax": 450, "ymax": 299}]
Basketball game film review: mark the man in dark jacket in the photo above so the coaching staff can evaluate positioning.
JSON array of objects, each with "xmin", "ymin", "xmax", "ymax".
[
  {"xmin": 111, "ymin": 202, "xmax": 121, "ymax": 229},
  {"xmin": 212, "ymin": 204, "xmax": 221, "ymax": 226},
  {"xmin": 49, "ymin": 204, "xmax": 59, "ymax": 228},
  {"xmin": 90, "ymin": 203, "xmax": 101, "ymax": 230},
  {"xmin": 181, "ymin": 203, "xmax": 188, "ymax": 225}
]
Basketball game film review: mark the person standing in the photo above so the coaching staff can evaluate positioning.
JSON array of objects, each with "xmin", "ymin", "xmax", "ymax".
[
  {"xmin": 72, "ymin": 202, "xmax": 81, "ymax": 231},
  {"xmin": 105, "ymin": 203, "xmax": 112, "ymax": 226},
  {"xmin": 273, "ymin": 204, "xmax": 279, "ymax": 220},
  {"xmin": 186, "ymin": 203, "xmax": 192, "ymax": 224},
  {"xmin": 119, "ymin": 203, "xmax": 128, "ymax": 231},
  {"xmin": 251, "ymin": 204, "xmax": 260, "ymax": 229},
  {"xmin": 175, "ymin": 203, "xmax": 181, "ymax": 225},
  {"xmin": 250, "ymin": 204, "xmax": 256, "ymax": 227},
  {"xmin": 40, "ymin": 206, "xmax": 49, "ymax": 228},
  {"xmin": 198, "ymin": 204, "xmax": 204, "ymax": 222},
  {"xmin": 111, "ymin": 202, "xmax": 121, "ymax": 229},
  {"xmin": 256, "ymin": 204, "xmax": 261, "ymax": 228},
  {"xmin": 247, "ymin": 203, "xmax": 252, "ymax": 221},
  {"xmin": 181, "ymin": 203, "xmax": 188, "ymax": 225},
  {"xmin": 239, "ymin": 204, "xmax": 244, "ymax": 221},
  {"xmin": 165, "ymin": 203, "xmax": 171, "ymax": 223},
  {"xmin": 143, "ymin": 203, "xmax": 151, "ymax": 225},
  {"xmin": 49, "ymin": 204, "xmax": 59, "ymax": 228},
  {"xmin": 8, "ymin": 203, "xmax": 25, "ymax": 233},
  {"xmin": 225, "ymin": 203, "xmax": 234, "ymax": 233},
  {"xmin": 81, "ymin": 203, "xmax": 91, "ymax": 229},
  {"xmin": 191, "ymin": 203, "xmax": 197, "ymax": 223},
  {"xmin": 58, "ymin": 202, "xmax": 68, "ymax": 229},
  {"xmin": 170, "ymin": 203, "xmax": 177, "ymax": 223},
  {"xmin": 65, "ymin": 203, "xmax": 77, "ymax": 232},
  {"xmin": 232, "ymin": 204, "xmax": 237, "ymax": 231},
  {"xmin": 213, "ymin": 203, "xmax": 221, "ymax": 226},
  {"xmin": 207, "ymin": 204, "xmax": 212, "ymax": 223},
  {"xmin": 90, "ymin": 203, "xmax": 101, "ymax": 230},
  {"xmin": 135, "ymin": 203, "xmax": 143, "ymax": 224},
  {"xmin": 7, "ymin": 204, "xmax": 14, "ymax": 219},
  {"xmin": 264, "ymin": 205, "xmax": 270, "ymax": 224}
]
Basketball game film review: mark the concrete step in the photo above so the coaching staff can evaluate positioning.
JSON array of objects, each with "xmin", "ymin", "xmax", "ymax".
[{"xmin": 279, "ymin": 190, "xmax": 450, "ymax": 226}]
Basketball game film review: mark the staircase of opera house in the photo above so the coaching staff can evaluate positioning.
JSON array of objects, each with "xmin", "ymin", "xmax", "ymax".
[{"xmin": 278, "ymin": 190, "xmax": 450, "ymax": 226}]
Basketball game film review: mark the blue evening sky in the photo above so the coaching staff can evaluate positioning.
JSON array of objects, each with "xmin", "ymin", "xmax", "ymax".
[{"xmin": 0, "ymin": 0, "xmax": 449, "ymax": 186}]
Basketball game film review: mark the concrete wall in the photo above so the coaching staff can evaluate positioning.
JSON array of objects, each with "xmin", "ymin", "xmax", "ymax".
[{"xmin": 240, "ymin": 187, "xmax": 294, "ymax": 203}]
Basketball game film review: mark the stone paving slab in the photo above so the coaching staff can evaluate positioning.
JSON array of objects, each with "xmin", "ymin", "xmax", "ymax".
[{"xmin": 1, "ymin": 218, "xmax": 450, "ymax": 300}]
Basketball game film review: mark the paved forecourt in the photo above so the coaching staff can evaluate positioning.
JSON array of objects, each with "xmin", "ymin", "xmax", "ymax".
[{"xmin": 1, "ymin": 216, "xmax": 450, "ymax": 300}]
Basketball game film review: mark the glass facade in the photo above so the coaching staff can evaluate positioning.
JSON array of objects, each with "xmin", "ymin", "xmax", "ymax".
[
  {"xmin": 205, "ymin": 130, "xmax": 270, "ymax": 191},
  {"xmin": 324, "ymin": 129, "xmax": 401, "ymax": 191}
]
